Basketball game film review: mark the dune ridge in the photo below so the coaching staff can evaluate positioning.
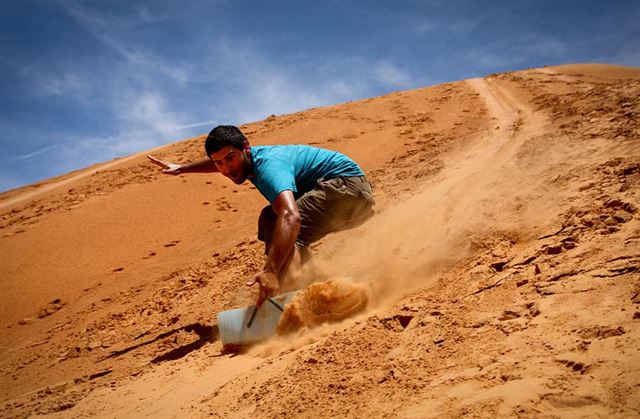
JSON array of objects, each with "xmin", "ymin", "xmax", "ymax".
[{"xmin": 0, "ymin": 63, "xmax": 639, "ymax": 418}]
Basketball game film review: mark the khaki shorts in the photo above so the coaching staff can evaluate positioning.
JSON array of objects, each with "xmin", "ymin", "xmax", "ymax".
[{"xmin": 258, "ymin": 176, "xmax": 375, "ymax": 251}]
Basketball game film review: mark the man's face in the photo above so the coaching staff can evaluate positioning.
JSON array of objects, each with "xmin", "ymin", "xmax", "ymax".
[{"xmin": 209, "ymin": 145, "xmax": 251, "ymax": 184}]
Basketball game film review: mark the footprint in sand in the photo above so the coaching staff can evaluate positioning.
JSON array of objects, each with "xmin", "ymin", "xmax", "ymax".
[
  {"xmin": 555, "ymin": 355, "xmax": 591, "ymax": 374},
  {"xmin": 36, "ymin": 299, "xmax": 66, "ymax": 319},
  {"xmin": 578, "ymin": 325, "xmax": 626, "ymax": 340},
  {"xmin": 216, "ymin": 198, "xmax": 232, "ymax": 211},
  {"xmin": 164, "ymin": 240, "xmax": 180, "ymax": 248}
]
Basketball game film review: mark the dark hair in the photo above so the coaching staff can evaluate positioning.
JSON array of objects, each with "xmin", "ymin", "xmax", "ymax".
[{"xmin": 204, "ymin": 125, "xmax": 248, "ymax": 156}]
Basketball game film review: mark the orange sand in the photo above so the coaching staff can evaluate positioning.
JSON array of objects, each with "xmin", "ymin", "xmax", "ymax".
[{"xmin": 0, "ymin": 63, "xmax": 639, "ymax": 418}]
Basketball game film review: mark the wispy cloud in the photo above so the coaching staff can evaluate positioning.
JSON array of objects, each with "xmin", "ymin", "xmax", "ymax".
[
  {"xmin": 199, "ymin": 38, "xmax": 424, "ymax": 123},
  {"xmin": 124, "ymin": 92, "xmax": 183, "ymax": 133},
  {"xmin": 9, "ymin": 145, "xmax": 60, "ymax": 161},
  {"xmin": 6, "ymin": 0, "xmax": 632, "ymax": 194},
  {"xmin": 62, "ymin": 0, "xmax": 189, "ymax": 85},
  {"xmin": 457, "ymin": 34, "xmax": 570, "ymax": 73},
  {"xmin": 34, "ymin": 72, "xmax": 93, "ymax": 99},
  {"xmin": 372, "ymin": 62, "xmax": 414, "ymax": 88},
  {"xmin": 409, "ymin": 15, "xmax": 482, "ymax": 35},
  {"xmin": 41, "ymin": 2, "xmax": 215, "ymax": 155},
  {"xmin": 171, "ymin": 121, "xmax": 217, "ymax": 130},
  {"xmin": 5, "ymin": 1, "xmax": 432, "ymax": 184}
]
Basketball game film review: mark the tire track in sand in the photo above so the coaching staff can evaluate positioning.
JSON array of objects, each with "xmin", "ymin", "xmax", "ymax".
[
  {"xmin": 427, "ymin": 76, "xmax": 537, "ymax": 199},
  {"xmin": 330, "ymin": 77, "xmax": 544, "ymax": 281},
  {"xmin": 466, "ymin": 76, "xmax": 535, "ymax": 144},
  {"xmin": 450, "ymin": 76, "xmax": 540, "ymax": 178},
  {"xmin": 425, "ymin": 76, "xmax": 541, "ymax": 223}
]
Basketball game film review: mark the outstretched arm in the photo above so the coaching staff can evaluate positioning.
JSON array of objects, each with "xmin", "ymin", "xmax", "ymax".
[{"xmin": 147, "ymin": 155, "xmax": 218, "ymax": 175}]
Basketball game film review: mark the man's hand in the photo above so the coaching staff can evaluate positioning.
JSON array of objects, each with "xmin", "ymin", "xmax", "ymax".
[
  {"xmin": 246, "ymin": 270, "xmax": 280, "ymax": 308},
  {"xmin": 147, "ymin": 155, "xmax": 182, "ymax": 175}
]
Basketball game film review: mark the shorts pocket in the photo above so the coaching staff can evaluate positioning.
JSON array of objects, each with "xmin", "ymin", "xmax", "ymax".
[{"xmin": 317, "ymin": 177, "xmax": 355, "ymax": 198}]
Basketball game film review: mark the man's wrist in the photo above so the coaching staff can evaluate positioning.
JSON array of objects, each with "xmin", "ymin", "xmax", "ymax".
[
  {"xmin": 260, "ymin": 269, "xmax": 279, "ymax": 290},
  {"xmin": 263, "ymin": 260, "xmax": 277, "ymax": 275}
]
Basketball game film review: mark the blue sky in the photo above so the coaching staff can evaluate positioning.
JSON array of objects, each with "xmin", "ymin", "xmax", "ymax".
[{"xmin": 1, "ymin": 0, "xmax": 638, "ymax": 192}]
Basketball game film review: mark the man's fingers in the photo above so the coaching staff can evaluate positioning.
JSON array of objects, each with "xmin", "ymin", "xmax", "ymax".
[
  {"xmin": 147, "ymin": 155, "xmax": 168, "ymax": 168},
  {"xmin": 256, "ymin": 286, "xmax": 267, "ymax": 308},
  {"xmin": 149, "ymin": 155, "xmax": 182, "ymax": 175},
  {"xmin": 247, "ymin": 276, "xmax": 268, "ymax": 308},
  {"xmin": 247, "ymin": 272, "xmax": 279, "ymax": 307}
]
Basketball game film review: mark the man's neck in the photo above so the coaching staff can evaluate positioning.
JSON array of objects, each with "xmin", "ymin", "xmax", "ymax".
[{"xmin": 245, "ymin": 146, "xmax": 255, "ymax": 180}]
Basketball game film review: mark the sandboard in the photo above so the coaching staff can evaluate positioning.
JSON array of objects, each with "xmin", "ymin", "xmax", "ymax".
[{"xmin": 217, "ymin": 291, "xmax": 298, "ymax": 346}]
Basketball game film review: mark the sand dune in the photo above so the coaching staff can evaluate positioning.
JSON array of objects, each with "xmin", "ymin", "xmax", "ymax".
[{"xmin": 0, "ymin": 63, "xmax": 639, "ymax": 418}]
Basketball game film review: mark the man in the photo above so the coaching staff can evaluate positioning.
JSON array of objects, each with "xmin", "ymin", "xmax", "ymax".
[{"xmin": 148, "ymin": 125, "xmax": 374, "ymax": 307}]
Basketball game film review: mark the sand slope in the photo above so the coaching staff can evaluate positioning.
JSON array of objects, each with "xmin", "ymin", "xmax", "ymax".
[{"xmin": 0, "ymin": 63, "xmax": 639, "ymax": 418}]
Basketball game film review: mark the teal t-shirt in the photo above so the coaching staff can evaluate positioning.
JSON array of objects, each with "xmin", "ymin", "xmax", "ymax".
[{"xmin": 250, "ymin": 145, "xmax": 364, "ymax": 203}]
